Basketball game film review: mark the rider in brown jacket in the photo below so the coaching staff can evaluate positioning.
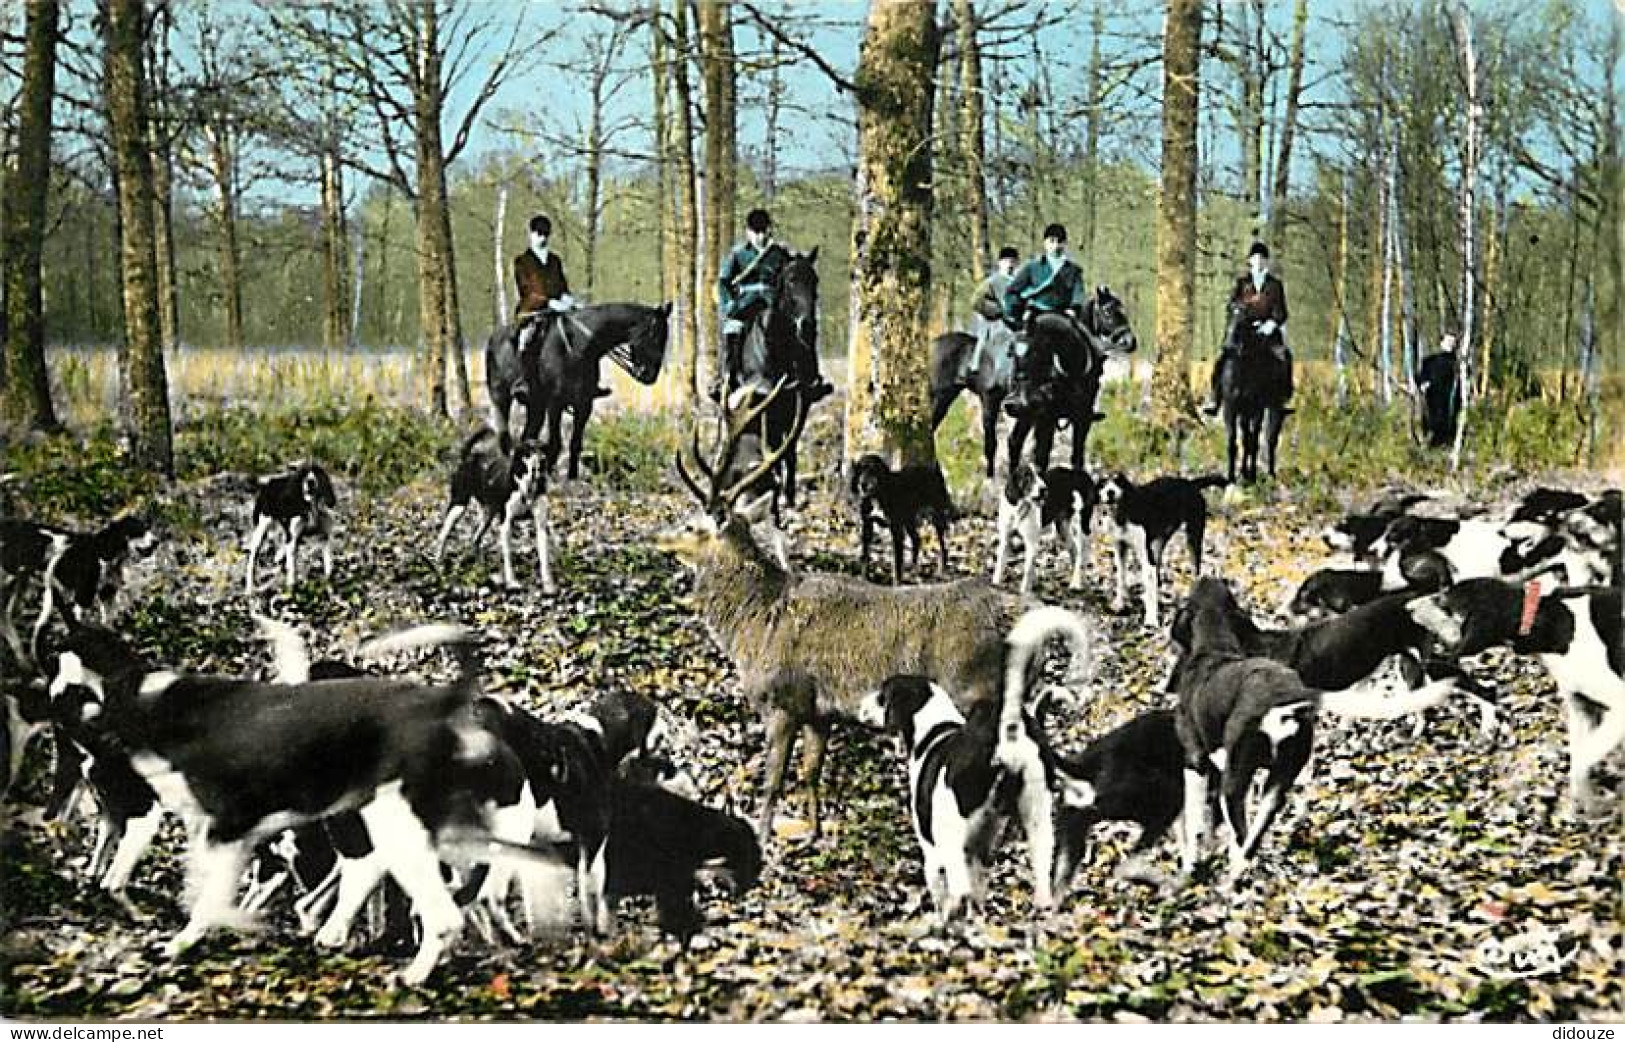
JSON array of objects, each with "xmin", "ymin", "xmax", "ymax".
[
  {"xmin": 515, "ymin": 214, "xmax": 608, "ymax": 400},
  {"xmin": 1203, "ymin": 241, "xmax": 1293, "ymax": 416}
]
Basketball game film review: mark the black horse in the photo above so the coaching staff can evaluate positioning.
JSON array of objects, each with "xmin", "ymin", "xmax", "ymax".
[
  {"xmin": 1217, "ymin": 302, "xmax": 1292, "ymax": 484},
  {"xmin": 727, "ymin": 247, "xmax": 822, "ymax": 509},
  {"xmin": 928, "ymin": 285, "xmax": 1136, "ymax": 476},
  {"xmin": 485, "ymin": 301, "xmax": 670, "ymax": 479}
]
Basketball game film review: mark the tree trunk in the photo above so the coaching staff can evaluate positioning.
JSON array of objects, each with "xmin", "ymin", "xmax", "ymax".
[
  {"xmin": 1150, "ymin": 0, "xmax": 1202, "ymax": 430},
  {"xmin": 763, "ymin": 33, "xmax": 782, "ymax": 202},
  {"xmin": 956, "ymin": 0, "xmax": 988, "ymax": 281},
  {"xmin": 105, "ymin": 0, "xmax": 173, "ymax": 476},
  {"xmin": 1234, "ymin": 1, "xmax": 1265, "ymax": 214},
  {"xmin": 672, "ymin": 0, "xmax": 701, "ymax": 400},
  {"xmin": 440, "ymin": 193, "xmax": 471, "ymax": 415},
  {"xmin": 147, "ymin": 10, "xmax": 179, "ymax": 355},
  {"xmin": 207, "ymin": 122, "xmax": 244, "ymax": 352},
  {"xmin": 349, "ymin": 217, "xmax": 365, "ymax": 349},
  {"xmin": 1597, "ymin": 10, "xmax": 1621, "ymax": 465},
  {"xmin": 1081, "ymin": 1, "xmax": 1104, "ymax": 264},
  {"xmin": 585, "ymin": 63, "xmax": 605, "ymax": 298},
  {"xmin": 845, "ymin": 0, "xmax": 940, "ymax": 466},
  {"xmin": 1450, "ymin": 2, "xmax": 1479, "ymax": 471},
  {"xmin": 1479, "ymin": 180, "xmax": 1506, "ymax": 397},
  {"xmin": 150, "ymin": 129, "xmax": 179, "ymax": 352},
  {"xmin": 2, "ymin": 0, "xmax": 61, "ymax": 432},
  {"xmin": 1392, "ymin": 131, "xmax": 1417, "ymax": 392},
  {"xmin": 412, "ymin": 0, "xmax": 450, "ymax": 417},
  {"xmin": 1334, "ymin": 167, "xmax": 1352, "ymax": 406},
  {"xmin": 494, "ymin": 180, "xmax": 509, "ymax": 326},
  {"xmin": 1265, "ymin": 0, "xmax": 1307, "ymax": 246},
  {"xmin": 698, "ymin": 0, "xmax": 735, "ymax": 377},
  {"xmin": 652, "ymin": 4, "xmax": 692, "ymax": 405},
  {"xmin": 321, "ymin": 144, "xmax": 351, "ymax": 349}
]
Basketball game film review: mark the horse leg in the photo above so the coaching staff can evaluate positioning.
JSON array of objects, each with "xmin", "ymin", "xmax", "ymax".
[
  {"xmin": 488, "ymin": 389, "xmax": 510, "ymax": 439},
  {"xmin": 1008, "ymin": 417, "xmax": 1032, "ymax": 472},
  {"xmin": 1033, "ymin": 421, "xmax": 1055, "ymax": 473},
  {"xmin": 1223, "ymin": 407, "xmax": 1240, "ymax": 485},
  {"xmin": 567, "ymin": 399, "xmax": 592, "ymax": 482},
  {"xmin": 1264, "ymin": 408, "xmax": 1284, "ymax": 479},
  {"xmin": 782, "ymin": 443, "xmax": 799, "ymax": 511},
  {"xmin": 981, "ymin": 393, "xmax": 1003, "ymax": 478},
  {"xmin": 1243, "ymin": 416, "xmax": 1261, "ymax": 484},
  {"xmin": 1070, "ymin": 415, "xmax": 1092, "ymax": 472},
  {"xmin": 543, "ymin": 401, "xmax": 565, "ymax": 476}
]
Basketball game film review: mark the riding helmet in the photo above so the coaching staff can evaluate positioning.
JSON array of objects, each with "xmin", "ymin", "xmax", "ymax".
[{"xmin": 746, "ymin": 208, "xmax": 773, "ymax": 233}]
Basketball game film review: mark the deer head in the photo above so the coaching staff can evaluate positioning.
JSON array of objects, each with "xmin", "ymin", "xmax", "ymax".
[{"xmin": 658, "ymin": 377, "xmax": 806, "ymax": 565}]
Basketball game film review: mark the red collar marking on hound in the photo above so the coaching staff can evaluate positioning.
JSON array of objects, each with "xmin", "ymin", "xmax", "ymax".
[{"xmin": 1519, "ymin": 581, "xmax": 1542, "ymax": 637}]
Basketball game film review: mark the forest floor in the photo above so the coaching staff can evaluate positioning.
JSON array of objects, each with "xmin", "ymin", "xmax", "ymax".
[{"xmin": 0, "ymin": 404, "xmax": 1620, "ymax": 1022}]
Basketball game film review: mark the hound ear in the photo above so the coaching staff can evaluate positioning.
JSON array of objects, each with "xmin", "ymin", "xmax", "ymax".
[
  {"xmin": 737, "ymin": 491, "xmax": 775, "ymax": 525},
  {"xmin": 663, "ymin": 300, "xmax": 674, "ymax": 316},
  {"xmin": 806, "ymin": 245, "xmax": 818, "ymax": 264}
]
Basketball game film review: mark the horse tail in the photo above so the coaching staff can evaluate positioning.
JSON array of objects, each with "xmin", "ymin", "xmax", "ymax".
[{"xmin": 1191, "ymin": 474, "xmax": 1230, "ymax": 492}]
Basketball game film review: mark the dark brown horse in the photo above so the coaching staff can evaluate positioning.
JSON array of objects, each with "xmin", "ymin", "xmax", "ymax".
[{"xmin": 928, "ymin": 285, "xmax": 1136, "ymax": 476}]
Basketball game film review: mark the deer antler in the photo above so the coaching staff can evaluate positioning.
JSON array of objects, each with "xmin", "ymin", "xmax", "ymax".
[{"xmin": 719, "ymin": 380, "xmax": 806, "ymax": 508}]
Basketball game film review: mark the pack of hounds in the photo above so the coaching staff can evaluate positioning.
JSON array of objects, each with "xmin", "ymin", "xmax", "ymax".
[{"xmin": 1, "ymin": 400, "xmax": 1620, "ymax": 985}]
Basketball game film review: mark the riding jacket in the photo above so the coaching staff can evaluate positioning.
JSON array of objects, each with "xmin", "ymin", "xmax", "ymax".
[
  {"xmin": 972, "ymin": 270, "xmax": 1014, "ymax": 322},
  {"xmin": 515, "ymin": 247, "xmax": 570, "ymax": 316},
  {"xmin": 1003, "ymin": 253, "xmax": 1087, "ymax": 326},
  {"xmin": 719, "ymin": 241, "xmax": 790, "ymax": 323},
  {"xmin": 1228, "ymin": 273, "xmax": 1288, "ymax": 345}
]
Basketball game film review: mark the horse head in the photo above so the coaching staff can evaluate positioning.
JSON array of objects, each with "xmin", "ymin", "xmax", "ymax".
[
  {"xmin": 771, "ymin": 247, "xmax": 820, "ymax": 357},
  {"xmin": 1085, "ymin": 285, "xmax": 1137, "ymax": 356},
  {"xmin": 605, "ymin": 301, "xmax": 671, "ymax": 386}
]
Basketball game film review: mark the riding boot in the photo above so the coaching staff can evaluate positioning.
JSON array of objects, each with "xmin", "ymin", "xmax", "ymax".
[
  {"xmin": 1275, "ymin": 345, "xmax": 1295, "ymax": 413},
  {"xmin": 799, "ymin": 346, "xmax": 834, "ymax": 403},
  {"xmin": 708, "ymin": 332, "xmax": 738, "ymax": 403},
  {"xmin": 1201, "ymin": 353, "xmax": 1230, "ymax": 417},
  {"xmin": 1003, "ymin": 338, "xmax": 1032, "ymax": 418}
]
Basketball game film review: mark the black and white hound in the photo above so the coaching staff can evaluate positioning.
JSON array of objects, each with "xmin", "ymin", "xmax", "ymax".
[
  {"xmin": 246, "ymin": 465, "xmax": 337, "ymax": 594},
  {"xmin": 992, "ymin": 462, "xmax": 1096, "ymax": 596},
  {"xmin": 858, "ymin": 606, "xmax": 1095, "ymax": 925},
  {"xmin": 1408, "ymin": 577, "xmax": 1623, "ymax": 813}
]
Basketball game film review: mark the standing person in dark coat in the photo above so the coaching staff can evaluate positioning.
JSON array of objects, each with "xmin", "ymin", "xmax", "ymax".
[
  {"xmin": 1417, "ymin": 332, "xmax": 1462, "ymax": 448},
  {"xmin": 1203, "ymin": 241, "xmax": 1293, "ymax": 416},
  {"xmin": 514, "ymin": 215, "xmax": 608, "ymax": 400}
]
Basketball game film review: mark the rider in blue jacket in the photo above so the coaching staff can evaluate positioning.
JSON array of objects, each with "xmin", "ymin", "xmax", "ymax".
[
  {"xmin": 1002, "ymin": 223, "xmax": 1088, "ymax": 417},
  {"xmin": 710, "ymin": 208, "xmax": 833, "ymax": 403}
]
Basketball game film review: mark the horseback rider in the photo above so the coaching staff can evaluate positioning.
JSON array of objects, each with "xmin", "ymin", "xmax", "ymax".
[
  {"xmin": 709, "ymin": 207, "xmax": 834, "ymax": 404},
  {"xmin": 1203, "ymin": 241, "xmax": 1292, "ymax": 416},
  {"xmin": 514, "ymin": 214, "xmax": 609, "ymax": 399},
  {"xmin": 967, "ymin": 246, "xmax": 1020, "ymax": 375},
  {"xmin": 1001, "ymin": 223, "xmax": 1088, "ymax": 417}
]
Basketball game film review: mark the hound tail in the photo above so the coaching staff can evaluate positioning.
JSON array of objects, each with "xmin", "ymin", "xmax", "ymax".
[
  {"xmin": 1316, "ymin": 677, "xmax": 1456, "ymax": 719},
  {"xmin": 359, "ymin": 622, "xmax": 482, "ymax": 684},
  {"xmin": 1191, "ymin": 474, "xmax": 1231, "ymax": 492},
  {"xmin": 254, "ymin": 614, "xmax": 311, "ymax": 685},
  {"xmin": 997, "ymin": 606, "xmax": 1094, "ymax": 766}
]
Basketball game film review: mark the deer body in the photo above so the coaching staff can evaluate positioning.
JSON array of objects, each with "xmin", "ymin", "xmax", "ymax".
[{"xmin": 661, "ymin": 380, "xmax": 1016, "ymax": 842}]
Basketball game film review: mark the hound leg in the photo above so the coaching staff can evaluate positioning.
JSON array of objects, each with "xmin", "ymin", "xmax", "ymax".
[
  {"xmin": 1060, "ymin": 512, "xmax": 1085, "ymax": 591},
  {"xmin": 102, "ymin": 807, "xmax": 164, "ymax": 897},
  {"xmin": 284, "ymin": 516, "xmax": 307, "ymax": 590},
  {"xmin": 245, "ymin": 516, "xmax": 273, "ymax": 595},
  {"xmin": 578, "ymin": 840, "xmax": 612, "ymax": 937},
  {"xmin": 314, "ymin": 854, "xmax": 386, "ymax": 949},
  {"xmin": 433, "ymin": 504, "xmax": 466, "ymax": 563},
  {"xmin": 367, "ymin": 795, "xmax": 463, "ymax": 987},
  {"xmin": 1112, "ymin": 527, "xmax": 1129, "ymax": 613},
  {"xmin": 165, "ymin": 839, "xmax": 251, "ymax": 959},
  {"xmin": 1137, "ymin": 530, "xmax": 1159, "ymax": 627},
  {"xmin": 498, "ymin": 508, "xmax": 519, "ymax": 589},
  {"xmin": 467, "ymin": 504, "xmax": 494, "ymax": 552},
  {"xmin": 1564, "ymin": 693, "xmax": 1597, "ymax": 808},
  {"xmin": 992, "ymin": 513, "xmax": 1011, "ymax": 587},
  {"xmin": 934, "ymin": 514, "xmax": 950, "ymax": 576},
  {"xmin": 1, "ymin": 582, "xmax": 30, "ymax": 665},
  {"xmin": 1179, "ymin": 768, "xmax": 1209, "ymax": 880},
  {"xmin": 532, "ymin": 498, "xmax": 556, "ymax": 594}
]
